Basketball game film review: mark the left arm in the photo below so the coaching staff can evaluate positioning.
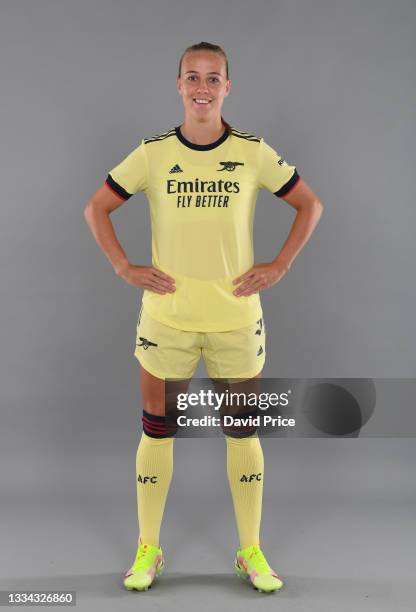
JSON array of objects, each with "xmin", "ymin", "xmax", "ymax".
[{"xmin": 233, "ymin": 177, "xmax": 323, "ymax": 296}]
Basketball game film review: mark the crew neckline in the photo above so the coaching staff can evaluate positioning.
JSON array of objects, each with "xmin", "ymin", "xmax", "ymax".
[{"xmin": 175, "ymin": 125, "xmax": 229, "ymax": 151}]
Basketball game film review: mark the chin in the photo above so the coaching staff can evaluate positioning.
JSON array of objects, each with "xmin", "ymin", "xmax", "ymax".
[{"xmin": 190, "ymin": 109, "xmax": 212, "ymax": 120}]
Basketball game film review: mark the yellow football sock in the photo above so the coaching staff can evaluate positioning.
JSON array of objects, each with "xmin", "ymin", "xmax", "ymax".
[
  {"xmin": 136, "ymin": 431, "xmax": 174, "ymax": 547},
  {"xmin": 226, "ymin": 434, "xmax": 264, "ymax": 549}
]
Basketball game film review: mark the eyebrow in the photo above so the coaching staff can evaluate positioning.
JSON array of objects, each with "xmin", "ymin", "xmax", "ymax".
[{"xmin": 184, "ymin": 71, "xmax": 223, "ymax": 76}]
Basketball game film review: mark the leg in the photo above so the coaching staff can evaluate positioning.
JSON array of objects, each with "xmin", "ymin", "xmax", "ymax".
[
  {"xmin": 137, "ymin": 366, "xmax": 193, "ymax": 547},
  {"xmin": 222, "ymin": 371, "xmax": 265, "ymax": 549},
  {"xmin": 204, "ymin": 317, "xmax": 266, "ymax": 549},
  {"xmin": 135, "ymin": 365, "xmax": 180, "ymax": 548},
  {"xmin": 134, "ymin": 309, "xmax": 197, "ymax": 547},
  {"xmin": 125, "ymin": 308, "xmax": 199, "ymax": 590},
  {"xmin": 202, "ymin": 320, "xmax": 281, "ymax": 591},
  {"xmin": 226, "ymin": 431, "xmax": 264, "ymax": 548},
  {"xmin": 123, "ymin": 365, "xmax": 173, "ymax": 591},
  {"xmin": 221, "ymin": 373, "xmax": 282, "ymax": 592}
]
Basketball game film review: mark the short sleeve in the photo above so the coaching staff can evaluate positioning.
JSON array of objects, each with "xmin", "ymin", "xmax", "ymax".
[
  {"xmin": 257, "ymin": 139, "xmax": 300, "ymax": 197},
  {"xmin": 105, "ymin": 139, "xmax": 148, "ymax": 200}
]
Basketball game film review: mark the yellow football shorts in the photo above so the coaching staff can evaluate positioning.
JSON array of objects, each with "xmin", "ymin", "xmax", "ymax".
[{"xmin": 134, "ymin": 305, "xmax": 266, "ymax": 381}]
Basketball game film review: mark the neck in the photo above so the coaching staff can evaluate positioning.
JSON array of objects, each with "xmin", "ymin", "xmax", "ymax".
[{"xmin": 180, "ymin": 116, "xmax": 226, "ymax": 145}]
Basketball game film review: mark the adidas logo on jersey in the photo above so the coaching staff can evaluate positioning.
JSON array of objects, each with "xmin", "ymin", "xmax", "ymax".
[{"xmin": 169, "ymin": 164, "xmax": 183, "ymax": 173}]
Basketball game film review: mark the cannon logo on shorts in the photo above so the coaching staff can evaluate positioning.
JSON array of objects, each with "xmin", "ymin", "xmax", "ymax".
[
  {"xmin": 240, "ymin": 473, "xmax": 262, "ymax": 482},
  {"xmin": 137, "ymin": 336, "xmax": 158, "ymax": 350},
  {"xmin": 257, "ymin": 345, "xmax": 264, "ymax": 357},
  {"xmin": 217, "ymin": 161, "xmax": 244, "ymax": 172},
  {"xmin": 137, "ymin": 475, "xmax": 158, "ymax": 484}
]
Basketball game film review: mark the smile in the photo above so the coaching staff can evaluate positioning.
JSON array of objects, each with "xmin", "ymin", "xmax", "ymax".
[{"xmin": 193, "ymin": 98, "xmax": 212, "ymax": 105}]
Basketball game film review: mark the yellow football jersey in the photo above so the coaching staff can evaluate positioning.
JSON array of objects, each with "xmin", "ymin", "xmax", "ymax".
[{"xmin": 106, "ymin": 125, "xmax": 300, "ymax": 332}]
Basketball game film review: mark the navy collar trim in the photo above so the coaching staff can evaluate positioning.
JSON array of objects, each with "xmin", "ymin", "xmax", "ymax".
[{"xmin": 175, "ymin": 125, "xmax": 229, "ymax": 151}]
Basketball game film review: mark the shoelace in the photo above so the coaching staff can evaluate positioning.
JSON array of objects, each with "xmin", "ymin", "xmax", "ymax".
[
  {"xmin": 133, "ymin": 544, "xmax": 155, "ymax": 571},
  {"xmin": 247, "ymin": 545, "xmax": 271, "ymax": 573}
]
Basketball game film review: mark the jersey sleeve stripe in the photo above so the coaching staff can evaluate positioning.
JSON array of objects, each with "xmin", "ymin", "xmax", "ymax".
[
  {"xmin": 273, "ymin": 169, "xmax": 300, "ymax": 197},
  {"xmin": 105, "ymin": 174, "xmax": 132, "ymax": 200}
]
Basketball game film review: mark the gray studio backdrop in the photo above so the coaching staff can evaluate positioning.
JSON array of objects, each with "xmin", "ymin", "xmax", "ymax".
[{"xmin": 1, "ymin": 1, "xmax": 415, "ymax": 611}]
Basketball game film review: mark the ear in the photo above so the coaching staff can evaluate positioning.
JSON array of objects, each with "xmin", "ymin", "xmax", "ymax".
[
  {"xmin": 224, "ymin": 79, "xmax": 232, "ymax": 97},
  {"xmin": 176, "ymin": 75, "xmax": 182, "ymax": 95}
]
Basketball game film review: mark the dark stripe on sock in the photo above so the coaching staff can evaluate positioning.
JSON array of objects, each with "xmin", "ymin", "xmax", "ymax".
[{"xmin": 142, "ymin": 409, "xmax": 177, "ymax": 438}]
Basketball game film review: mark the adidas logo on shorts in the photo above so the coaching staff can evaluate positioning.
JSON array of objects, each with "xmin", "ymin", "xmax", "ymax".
[
  {"xmin": 169, "ymin": 163, "xmax": 183, "ymax": 173},
  {"xmin": 255, "ymin": 318, "xmax": 263, "ymax": 336}
]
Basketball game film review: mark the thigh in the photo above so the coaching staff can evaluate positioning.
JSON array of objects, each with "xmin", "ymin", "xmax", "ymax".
[
  {"xmin": 139, "ymin": 365, "xmax": 192, "ymax": 416},
  {"xmin": 202, "ymin": 316, "xmax": 266, "ymax": 382},
  {"xmin": 140, "ymin": 365, "xmax": 165, "ymax": 416},
  {"xmin": 210, "ymin": 366, "xmax": 262, "ymax": 442}
]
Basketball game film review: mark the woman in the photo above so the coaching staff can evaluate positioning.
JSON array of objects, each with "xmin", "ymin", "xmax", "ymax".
[{"xmin": 84, "ymin": 41, "xmax": 323, "ymax": 593}]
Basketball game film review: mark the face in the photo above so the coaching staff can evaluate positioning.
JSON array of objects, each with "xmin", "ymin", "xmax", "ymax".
[{"xmin": 176, "ymin": 50, "xmax": 231, "ymax": 121}]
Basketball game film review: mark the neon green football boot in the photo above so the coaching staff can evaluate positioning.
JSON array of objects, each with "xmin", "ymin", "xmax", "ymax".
[
  {"xmin": 235, "ymin": 544, "xmax": 283, "ymax": 593},
  {"xmin": 123, "ymin": 541, "xmax": 164, "ymax": 591}
]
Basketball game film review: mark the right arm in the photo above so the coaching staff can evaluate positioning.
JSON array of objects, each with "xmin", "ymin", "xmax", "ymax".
[{"xmin": 83, "ymin": 183, "xmax": 176, "ymax": 295}]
